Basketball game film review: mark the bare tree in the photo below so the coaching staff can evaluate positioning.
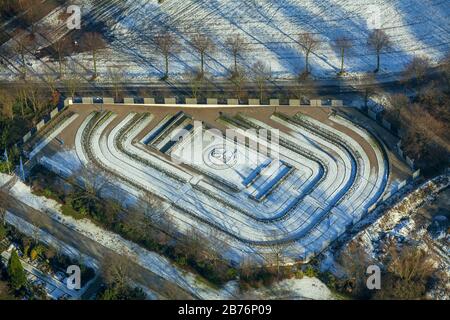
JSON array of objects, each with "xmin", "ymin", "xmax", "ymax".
[
  {"xmin": 333, "ymin": 36, "xmax": 353, "ymax": 74},
  {"xmin": 23, "ymin": 81, "xmax": 50, "ymax": 120},
  {"xmin": 226, "ymin": 34, "xmax": 248, "ymax": 75},
  {"xmin": 359, "ymin": 73, "xmax": 379, "ymax": 108},
  {"xmin": 401, "ymin": 55, "xmax": 431, "ymax": 85},
  {"xmin": 374, "ymin": 244, "xmax": 437, "ymax": 300},
  {"xmin": 368, "ymin": 29, "xmax": 391, "ymax": 73},
  {"xmin": 81, "ymin": 32, "xmax": 106, "ymax": 79},
  {"xmin": 107, "ymin": 66, "xmax": 125, "ymax": 100},
  {"xmin": 289, "ymin": 77, "xmax": 317, "ymax": 102},
  {"xmin": 71, "ymin": 165, "xmax": 111, "ymax": 203},
  {"xmin": 102, "ymin": 253, "xmax": 133, "ymax": 291},
  {"xmin": 44, "ymin": 74, "xmax": 59, "ymax": 99},
  {"xmin": 18, "ymin": 0, "xmax": 52, "ymax": 34},
  {"xmin": 298, "ymin": 33, "xmax": 320, "ymax": 75},
  {"xmin": 139, "ymin": 192, "xmax": 164, "ymax": 222},
  {"xmin": 229, "ymin": 66, "xmax": 247, "ymax": 100},
  {"xmin": 183, "ymin": 70, "xmax": 204, "ymax": 99},
  {"xmin": 53, "ymin": 37, "xmax": 73, "ymax": 78},
  {"xmin": 440, "ymin": 53, "xmax": 450, "ymax": 82},
  {"xmin": 153, "ymin": 31, "xmax": 180, "ymax": 80},
  {"xmin": 252, "ymin": 60, "xmax": 271, "ymax": 101},
  {"xmin": 337, "ymin": 242, "xmax": 373, "ymax": 298},
  {"xmin": 0, "ymin": 89, "xmax": 15, "ymax": 120},
  {"xmin": 14, "ymin": 84, "xmax": 29, "ymax": 116},
  {"xmin": 385, "ymin": 93, "xmax": 409, "ymax": 127},
  {"xmin": 12, "ymin": 32, "xmax": 33, "ymax": 79},
  {"xmin": 0, "ymin": 207, "xmax": 5, "ymax": 226},
  {"xmin": 263, "ymin": 230, "xmax": 293, "ymax": 281},
  {"xmin": 190, "ymin": 33, "xmax": 215, "ymax": 77},
  {"xmin": 63, "ymin": 63, "xmax": 84, "ymax": 98}
]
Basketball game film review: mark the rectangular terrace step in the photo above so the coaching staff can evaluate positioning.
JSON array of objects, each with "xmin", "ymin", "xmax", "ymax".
[
  {"xmin": 141, "ymin": 111, "xmax": 185, "ymax": 145},
  {"xmin": 247, "ymin": 160, "xmax": 293, "ymax": 201},
  {"xmin": 159, "ymin": 123, "xmax": 194, "ymax": 154}
]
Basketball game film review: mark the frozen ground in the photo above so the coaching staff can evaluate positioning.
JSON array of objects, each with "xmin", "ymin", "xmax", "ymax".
[
  {"xmin": 0, "ymin": 0, "xmax": 448, "ymax": 80},
  {"xmin": 32, "ymin": 106, "xmax": 389, "ymax": 264},
  {"xmin": 0, "ymin": 173, "xmax": 237, "ymax": 299},
  {"xmin": 321, "ymin": 173, "xmax": 450, "ymax": 300},
  {"xmin": 3, "ymin": 172, "xmax": 338, "ymax": 299},
  {"xmin": 245, "ymin": 277, "xmax": 337, "ymax": 300}
]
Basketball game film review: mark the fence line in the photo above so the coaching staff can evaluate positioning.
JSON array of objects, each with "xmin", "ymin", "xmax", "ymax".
[
  {"xmin": 369, "ymin": 169, "xmax": 421, "ymax": 213},
  {"xmin": 70, "ymin": 96, "xmax": 349, "ymax": 108},
  {"xmin": 359, "ymin": 106, "xmax": 416, "ymax": 170}
]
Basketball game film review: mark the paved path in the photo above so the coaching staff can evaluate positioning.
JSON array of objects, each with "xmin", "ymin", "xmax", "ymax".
[{"xmin": 0, "ymin": 188, "xmax": 194, "ymax": 300}]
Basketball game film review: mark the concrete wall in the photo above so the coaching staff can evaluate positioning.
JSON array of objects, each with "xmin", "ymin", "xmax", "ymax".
[
  {"xmin": 23, "ymin": 132, "xmax": 32, "ymax": 143},
  {"xmin": 50, "ymin": 108, "xmax": 59, "ymax": 119},
  {"xmin": 289, "ymin": 99, "xmax": 300, "ymax": 106},
  {"xmin": 207, "ymin": 98, "xmax": 218, "ymax": 105},
  {"xmin": 103, "ymin": 97, "xmax": 115, "ymax": 104},
  {"xmin": 248, "ymin": 99, "xmax": 260, "ymax": 105},
  {"xmin": 331, "ymin": 100, "xmax": 343, "ymax": 107},
  {"xmin": 310, "ymin": 99, "xmax": 322, "ymax": 107},
  {"xmin": 36, "ymin": 120, "xmax": 45, "ymax": 132},
  {"xmin": 368, "ymin": 110, "xmax": 377, "ymax": 121},
  {"xmin": 185, "ymin": 98, "xmax": 197, "ymax": 104},
  {"xmin": 144, "ymin": 98, "xmax": 155, "ymax": 104},
  {"xmin": 227, "ymin": 99, "xmax": 239, "ymax": 105},
  {"xmin": 82, "ymin": 97, "xmax": 93, "ymax": 104},
  {"xmin": 124, "ymin": 97, "xmax": 135, "ymax": 104},
  {"xmin": 270, "ymin": 99, "xmax": 280, "ymax": 106},
  {"xmin": 406, "ymin": 156, "xmax": 415, "ymax": 169},
  {"xmin": 382, "ymin": 119, "xmax": 391, "ymax": 130},
  {"xmin": 164, "ymin": 98, "xmax": 176, "ymax": 104}
]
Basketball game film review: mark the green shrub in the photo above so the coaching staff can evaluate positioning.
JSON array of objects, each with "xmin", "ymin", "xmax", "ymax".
[
  {"xmin": 61, "ymin": 203, "xmax": 85, "ymax": 220},
  {"xmin": 295, "ymin": 270, "xmax": 304, "ymax": 279},
  {"xmin": 304, "ymin": 265, "xmax": 318, "ymax": 278},
  {"xmin": 0, "ymin": 224, "xmax": 6, "ymax": 240},
  {"xmin": 7, "ymin": 250, "xmax": 27, "ymax": 290}
]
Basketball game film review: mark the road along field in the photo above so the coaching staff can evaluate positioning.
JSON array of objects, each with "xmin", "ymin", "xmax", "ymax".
[{"xmin": 29, "ymin": 103, "xmax": 398, "ymax": 263}]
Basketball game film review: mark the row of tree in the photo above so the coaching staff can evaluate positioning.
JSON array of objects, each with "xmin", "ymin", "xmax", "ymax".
[
  {"xmin": 384, "ymin": 54, "xmax": 450, "ymax": 174},
  {"xmin": 4, "ymin": 26, "xmax": 393, "ymax": 83},
  {"xmin": 75, "ymin": 29, "xmax": 391, "ymax": 80}
]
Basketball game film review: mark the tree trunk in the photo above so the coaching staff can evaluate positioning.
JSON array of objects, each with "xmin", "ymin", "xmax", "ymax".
[
  {"xmin": 376, "ymin": 51, "xmax": 380, "ymax": 72},
  {"xmin": 260, "ymin": 83, "xmax": 263, "ymax": 101},
  {"xmin": 165, "ymin": 54, "xmax": 169, "ymax": 78},
  {"xmin": 234, "ymin": 54, "xmax": 238, "ymax": 74},
  {"xmin": 59, "ymin": 57, "xmax": 63, "ymax": 78},
  {"xmin": 20, "ymin": 52, "xmax": 26, "ymax": 79},
  {"xmin": 305, "ymin": 52, "xmax": 309, "ymax": 73},
  {"xmin": 200, "ymin": 52, "xmax": 204, "ymax": 76},
  {"xmin": 93, "ymin": 49, "xmax": 97, "ymax": 77},
  {"xmin": 340, "ymin": 48, "xmax": 345, "ymax": 73}
]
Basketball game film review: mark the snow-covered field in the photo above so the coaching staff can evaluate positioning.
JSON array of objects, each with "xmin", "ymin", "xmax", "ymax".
[
  {"xmin": 321, "ymin": 173, "xmax": 450, "ymax": 299},
  {"xmin": 245, "ymin": 277, "xmax": 337, "ymax": 300},
  {"xmin": 0, "ymin": 173, "xmax": 238, "ymax": 299},
  {"xmin": 2, "ymin": 171, "xmax": 338, "ymax": 299},
  {"xmin": 1, "ymin": 0, "xmax": 448, "ymax": 80},
  {"xmin": 31, "ymin": 107, "xmax": 389, "ymax": 264}
]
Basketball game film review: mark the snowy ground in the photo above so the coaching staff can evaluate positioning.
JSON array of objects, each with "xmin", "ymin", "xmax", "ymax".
[
  {"xmin": 31, "ymin": 107, "xmax": 389, "ymax": 264},
  {"xmin": 2, "ymin": 171, "xmax": 341, "ymax": 299},
  {"xmin": 0, "ymin": 0, "xmax": 448, "ymax": 81},
  {"xmin": 0, "ymin": 172, "xmax": 238, "ymax": 299},
  {"xmin": 244, "ymin": 277, "xmax": 337, "ymax": 300},
  {"xmin": 320, "ymin": 172, "xmax": 450, "ymax": 299}
]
